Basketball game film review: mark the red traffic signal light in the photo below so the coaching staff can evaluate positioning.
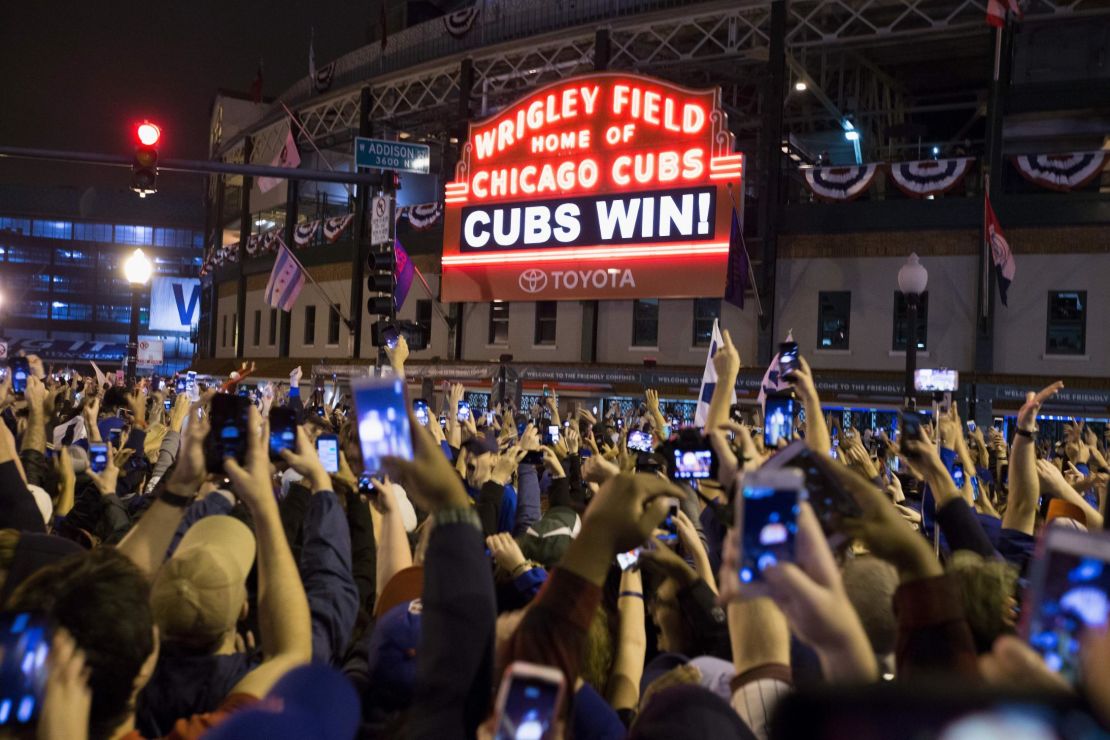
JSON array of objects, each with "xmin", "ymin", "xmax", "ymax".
[{"xmin": 136, "ymin": 122, "xmax": 161, "ymax": 146}]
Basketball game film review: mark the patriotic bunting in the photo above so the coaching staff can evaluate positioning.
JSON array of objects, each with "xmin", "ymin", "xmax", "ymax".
[
  {"xmin": 313, "ymin": 61, "xmax": 335, "ymax": 93},
  {"xmin": 802, "ymin": 164, "xmax": 881, "ymax": 202},
  {"xmin": 294, "ymin": 220, "xmax": 320, "ymax": 247},
  {"xmin": 245, "ymin": 233, "xmax": 261, "ymax": 257},
  {"xmin": 396, "ymin": 202, "xmax": 443, "ymax": 230},
  {"xmin": 1012, "ymin": 152, "xmax": 1108, "ymax": 192},
  {"xmin": 261, "ymin": 229, "xmax": 280, "ymax": 254},
  {"xmin": 323, "ymin": 213, "xmax": 354, "ymax": 243},
  {"xmin": 889, "ymin": 158, "xmax": 973, "ymax": 198},
  {"xmin": 444, "ymin": 4, "xmax": 480, "ymax": 37}
]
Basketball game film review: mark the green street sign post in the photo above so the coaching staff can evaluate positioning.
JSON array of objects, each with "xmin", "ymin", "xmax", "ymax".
[{"xmin": 355, "ymin": 137, "xmax": 431, "ymax": 174}]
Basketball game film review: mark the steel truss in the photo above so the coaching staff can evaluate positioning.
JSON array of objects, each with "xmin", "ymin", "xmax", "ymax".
[{"xmin": 212, "ymin": 0, "xmax": 1109, "ymax": 160}]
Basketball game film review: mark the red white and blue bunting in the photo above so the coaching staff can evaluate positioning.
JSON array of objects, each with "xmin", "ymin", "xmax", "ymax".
[
  {"xmin": 802, "ymin": 164, "xmax": 882, "ymax": 202},
  {"xmin": 313, "ymin": 61, "xmax": 335, "ymax": 94},
  {"xmin": 444, "ymin": 4, "xmax": 480, "ymax": 38},
  {"xmin": 889, "ymin": 158, "xmax": 973, "ymax": 198},
  {"xmin": 323, "ymin": 213, "xmax": 355, "ymax": 243},
  {"xmin": 294, "ymin": 220, "xmax": 320, "ymax": 247},
  {"xmin": 396, "ymin": 202, "xmax": 443, "ymax": 230},
  {"xmin": 1012, "ymin": 152, "xmax": 1108, "ymax": 192}
]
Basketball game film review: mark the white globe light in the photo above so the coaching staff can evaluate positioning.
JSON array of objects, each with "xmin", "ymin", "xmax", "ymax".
[
  {"xmin": 897, "ymin": 252, "xmax": 929, "ymax": 296},
  {"xmin": 124, "ymin": 248, "xmax": 154, "ymax": 285}
]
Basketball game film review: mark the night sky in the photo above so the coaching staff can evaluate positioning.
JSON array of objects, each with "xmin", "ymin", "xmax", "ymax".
[{"xmin": 0, "ymin": 2, "xmax": 372, "ymax": 198}]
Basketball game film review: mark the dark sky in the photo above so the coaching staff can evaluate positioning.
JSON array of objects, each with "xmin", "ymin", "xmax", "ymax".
[{"xmin": 0, "ymin": 1, "xmax": 372, "ymax": 198}]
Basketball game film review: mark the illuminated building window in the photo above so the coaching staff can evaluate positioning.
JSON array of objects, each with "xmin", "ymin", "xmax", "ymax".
[
  {"xmin": 692, "ymin": 298, "xmax": 720, "ymax": 347},
  {"xmin": 113, "ymin": 225, "xmax": 153, "ymax": 245},
  {"xmin": 489, "ymin": 302, "xmax": 509, "ymax": 344},
  {"xmin": 632, "ymin": 299, "xmax": 659, "ymax": 347},
  {"xmin": 32, "ymin": 220, "xmax": 72, "ymax": 240},
  {"xmin": 892, "ymin": 292, "xmax": 928, "ymax": 352},
  {"xmin": 1046, "ymin": 291, "xmax": 1086, "ymax": 355},
  {"xmin": 534, "ymin": 301, "xmax": 557, "ymax": 345},
  {"xmin": 304, "ymin": 305, "xmax": 316, "ymax": 345},
  {"xmin": 817, "ymin": 292, "xmax": 851, "ymax": 350}
]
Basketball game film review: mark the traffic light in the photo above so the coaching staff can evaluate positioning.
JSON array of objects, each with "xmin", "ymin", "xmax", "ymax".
[
  {"xmin": 130, "ymin": 121, "xmax": 161, "ymax": 197},
  {"xmin": 365, "ymin": 242, "xmax": 395, "ymax": 317}
]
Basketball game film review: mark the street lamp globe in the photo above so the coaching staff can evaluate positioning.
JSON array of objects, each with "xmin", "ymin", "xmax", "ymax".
[
  {"xmin": 897, "ymin": 252, "xmax": 928, "ymax": 296},
  {"xmin": 124, "ymin": 248, "xmax": 154, "ymax": 285}
]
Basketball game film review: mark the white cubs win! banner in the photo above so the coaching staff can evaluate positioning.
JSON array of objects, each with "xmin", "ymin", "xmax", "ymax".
[{"xmin": 148, "ymin": 277, "xmax": 201, "ymax": 332}]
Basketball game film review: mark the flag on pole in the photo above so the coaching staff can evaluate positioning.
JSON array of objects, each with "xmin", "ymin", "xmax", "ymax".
[
  {"xmin": 986, "ymin": 0, "xmax": 1021, "ymax": 27},
  {"xmin": 723, "ymin": 205, "xmax": 749, "ymax": 310},
  {"xmin": 308, "ymin": 28, "xmax": 316, "ymax": 87},
  {"xmin": 694, "ymin": 319, "xmax": 736, "ymax": 428},
  {"xmin": 984, "ymin": 194, "xmax": 1016, "ymax": 306},
  {"xmin": 394, "ymin": 238, "xmax": 415, "ymax": 312},
  {"xmin": 757, "ymin": 331, "xmax": 794, "ymax": 412},
  {"xmin": 265, "ymin": 243, "xmax": 307, "ymax": 311},
  {"xmin": 257, "ymin": 127, "xmax": 301, "ymax": 193}
]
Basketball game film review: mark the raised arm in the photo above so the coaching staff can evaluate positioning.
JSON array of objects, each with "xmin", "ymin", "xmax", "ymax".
[
  {"xmin": 706, "ymin": 329, "xmax": 740, "ymax": 432},
  {"xmin": 787, "ymin": 357, "xmax": 830, "ymax": 455},
  {"xmin": 1003, "ymin": 382, "xmax": 1063, "ymax": 536}
]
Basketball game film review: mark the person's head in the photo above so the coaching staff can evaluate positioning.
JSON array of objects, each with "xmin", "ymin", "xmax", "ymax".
[
  {"xmin": 150, "ymin": 516, "xmax": 255, "ymax": 654},
  {"xmin": 647, "ymin": 576, "xmax": 691, "ymax": 654},
  {"xmin": 946, "ymin": 550, "xmax": 1019, "ymax": 653},
  {"xmin": 8, "ymin": 548, "xmax": 156, "ymax": 739},
  {"xmin": 100, "ymin": 387, "xmax": 131, "ymax": 416},
  {"xmin": 840, "ymin": 555, "xmax": 899, "ymax": 659}
]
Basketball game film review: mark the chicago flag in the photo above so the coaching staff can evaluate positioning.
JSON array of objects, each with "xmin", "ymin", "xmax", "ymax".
[
  {"xmin": 694, "ymin": 319, "xmax": 736, "ymax": 428},
  {"xmin": 264, "ymin": 243, "xmax": 307, "ymax": 311}
]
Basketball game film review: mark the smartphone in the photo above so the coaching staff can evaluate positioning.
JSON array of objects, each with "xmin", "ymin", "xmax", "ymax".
[
  {"xmin": 237, "ymin": 385, "xmax": 251, "ymax": 398},
  {"xmin": 413, "ymin": 399, "xmax": 430, "ymax": 426},
  {"xmin": 351, "ymin": 377, "xmax": 414, "ymax": 476},
  {"xmin": 522, "ymin": 449, "xmax": 545, "ymax": 465},
  {"xmin": 0, "ymin": 611, "xmax": 52, "ymax": 727},
  {"xmin": 316, "ymin": 433, "xmax": 340, "ymax": 474},
  {"xmin": 1022, "ymin": 527, "xmax": 1110, "ymax": 684},
  {"xmin": 914, "ymin": 368, "xmax": 959, "ymax": 393},
  {"xmin": 204, "ymin": 394, "xmax": 252, "ymax": 475},
  {"xmin": 457, "ymin": 400, "xmax": 471, "ymax": 423},
  {"xmin": 175, "ymin": 376, "xmax": 187, "ymax": 393},
  {"xmin": 901, "ymin": 409, "xmax": 924, "ymax": 441},
  {"xmin": 763, "ymin": 439, "xmax": 865, "ymax": 543},
  {"xmin": 382, "ymin": 324, "xmax": 400, "ymax": 350},
  {"xmin": 657, "ymin": 500, "xmax": 680, "ymax": 544},
  {"xmin": 10, "ymin": 358, "xmax": 29, "ymax": 395},
  {"xmin": 186, "ymin": 371, "xmax": 198, "ymax": 401},
  {"xmin": 108, "ymin": 428, "xmax": 123, "ymax": 447},
  {"xmin": 967, "ymin": 420, "xmax": 976, "ymax": 433},
  {"xmin": 89, "ymin": 442, "xmax": 109, "ymax": 474},
  {"xmin": 736, "ymin": 468, "xmax": 806, "ymax": 589},
  {"xmin": 671, "ymin": 446, "xmax": 715, "ymax": 480},
  {"xmin": 487, "ymin": 411, "xmax": 496, "ymax": 426},
  {"xmin": 763, "ymin": 393, "xmax": 795, "ymax": 448},
  {"xmin": 627, "ymin": 429, "xmax": 653, "ymax": 454},
  {"xmin": 546, "ymin": 425, "xmax": 560, "ymax": 445},
  {"xmin": 778, "ymin": 341, "xmax": 800, "ymax": 378},
  {"xmin": 493, "ymin": 661, "xmax": 566, "ymax": 740},
  {"xmin": 164, "ymin": 398, "xmax": 173, "ymax": 411},
  {"xmin": 439, "ymin": 415, "xmax": 448, "ymax": 428},
  {"xmin": 616, "ymin": 549, "xmax": 641, "ymax": 571},
  {"xmin": 268, "ymin": 407, "xmax": 297, "ymax": 462}
]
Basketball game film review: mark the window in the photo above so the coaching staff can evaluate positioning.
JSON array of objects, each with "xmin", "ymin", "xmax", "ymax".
[
  {"xmin": 817, "ymin": 291, "xmax": 851, "ymax": 349},
  {"xmin": 416, "ymin": 300, "xmax": 432, "ymax": 348},
  {"xmin": 253, "ymin": 310, "xmax": 262, "ymax": 346},
  {"xmin": 303, "ymin": 305, "xmax": 316, "ymax": 345},
  {"xmin": 327, "ymin": 306, "xmax": 341, "ymax": 345},
  {"xmin": 154, "ymin": 227, "xmax": 196, "ymax": 248},
  {"xmin": 72, "ymin": 222, "xmax": 113, "ymax": 243},
  {"xmin": 230, "ymin": 314, "xmax": 236, "ymax": 348},
  {"xmin": 222, "ymin": 315, "xmax": 228, "ymax": 347},
  {"xmin": 488, "ymin": 301, "xmax": 509, "ymax": 344},
  {"xmin": 6, "ymin": 247, "xmax": 50, "ymax": 265},
  {"xmin": 113, "ymin": 225, "xmax": 152, "ymax": 245},
  {"xmin": 51, "ymin": 302, "xmax": 93, "ymax": 321},
  {"xmin": 0, "ymin": 217, "xmax": 30, "ymax": 234},
  {"xmin": 632, "ymin": 299, "xmax": 659, "ymax": 347},
  {"xmin": 97, "ymin": 304, "xmax": 131, "ymax": 323},
  {"xmin": 534, "ymin": 301, "xmax": 557, "ymax": 345},
  {"xmin": 892, "ymin": 292, "xmax": 928, "ymax": 351},
  {"xmin": 269, "ymin": 309, "xmax": 278, "ymax": 345},
  {"xmin": 12, "ymin": 300, "xmax": 48, "ymax": 319},
  {"xmin": 31, "ymin": 220, "xmax": 72, "ymax": 240},
  {"xmin": 1046, "ymin": 291, "xmax": 1086, "ymax": 355},
  {"xmin": 55, "ymin": 248, "xmax": 96, "ymax": 267},
  {"xmin": 693, "ymin": 298, "xmax": 721, "ymax": 347}
]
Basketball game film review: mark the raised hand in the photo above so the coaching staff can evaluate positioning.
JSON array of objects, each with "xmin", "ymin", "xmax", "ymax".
[
  {"xmin": 223, "ymin": 406, "xmax": 275, "ymax": 511},
  {"xmin": 1017, "ymin": 381, "xmax": 1064, "ymax": 432},
  {"xmin": 486, "ymin": 532, "xmax": 527, "ymax": 574},
  {"xmin": 382, "ymin": 407, "xmax": 470, "ymax": 513},
  {"xmin": 86, "ymin": 442, "xmax": 122, "ymax": 497},
  {"xmin": 280, "ymin": 426, "xmax": 332, "ymax": 493}
]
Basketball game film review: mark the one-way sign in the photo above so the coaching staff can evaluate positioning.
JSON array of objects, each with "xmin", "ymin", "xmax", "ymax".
[{"xmin": 355, "ymin": 137, "xmax": 430, "ymax": 174}]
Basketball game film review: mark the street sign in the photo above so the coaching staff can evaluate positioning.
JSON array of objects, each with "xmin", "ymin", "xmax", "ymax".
[
  {"xmin": 137, "ymin": 339, "xmax": 164, "ymax": 367},
  {"xmin": 355, "ymin": 137, "xmax": 430, "ymax": 174},
  {"xmin": 371, "ymin": 196, "xmax": 392, "ymax": 246}
]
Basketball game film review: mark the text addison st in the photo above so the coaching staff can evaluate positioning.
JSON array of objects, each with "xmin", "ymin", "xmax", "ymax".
[{"xmin": 441, "ymin": 72, "xmax": 743, "ymax": 302}]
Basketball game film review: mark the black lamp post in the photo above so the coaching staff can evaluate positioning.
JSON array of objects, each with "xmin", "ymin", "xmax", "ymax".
[
  {"xmin": 123, "ymin": 248, "xmax": 153, "ymax": 385},
  {"xmin": 897, "ymin": 252, "xmax": 928, "ymax": 408}
]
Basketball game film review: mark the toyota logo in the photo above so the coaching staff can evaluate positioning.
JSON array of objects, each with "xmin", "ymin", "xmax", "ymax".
[{"xmin": 518, "ymin": 269, "xmax": 548, "ymax": 294}]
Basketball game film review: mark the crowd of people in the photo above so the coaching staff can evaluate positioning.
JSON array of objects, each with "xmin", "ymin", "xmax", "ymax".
[{"xmin": 0, "ymin": 333, "xmax": 1108, "ymax": 740}]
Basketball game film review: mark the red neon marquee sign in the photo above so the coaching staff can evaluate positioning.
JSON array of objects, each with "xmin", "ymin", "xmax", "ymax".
[{"xmin": 441, "ymin": 72, "xmax": 742, "ymax": 302}]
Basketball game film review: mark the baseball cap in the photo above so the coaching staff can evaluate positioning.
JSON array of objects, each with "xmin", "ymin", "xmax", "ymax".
[
  {"xmin": 202, "ymin": 663, "xmax": 360, "ymax": 740},
  {"xmin": 374, "ymin": 565, "xmax": 423, "ymax": 618},
  {"xmin": 365, "ymin": 599, "xmax": 422, "ymax": 711},
  {"xmin": 150, "ymin": 516, "xmax": 255, "ymax": 647}
]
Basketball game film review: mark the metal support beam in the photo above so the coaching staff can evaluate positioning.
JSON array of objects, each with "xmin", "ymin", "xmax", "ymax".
[
  {"xmin": 234, "ymin": 137, "xmax": 253, "ymax": 359},
  {"xmin": 975, "ymin": 23, "xmax": 1014, "ymax": 374},
  {"xmin": 280, "ymin": 178, "xmax": 299, "ymax": 358},
  {"xmin": 208, "ymin": 173, "xmax": 225, "ymax": 359},
  {"xmin": 757, "ymin": 0, "xmax": 787, "ymax": 366},
  {"xmin": 349, "ymin": 87, "xmax": 372, "ymax": 359}
]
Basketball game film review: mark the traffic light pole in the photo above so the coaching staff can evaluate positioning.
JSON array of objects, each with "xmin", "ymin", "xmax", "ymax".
[
  {"xmin": 349, "ymin": 87, "xmax": 372, "ymax": 360},
  {"xmin": 0, "ymin": 145, "xmax": 383, "ymax": 187}
]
